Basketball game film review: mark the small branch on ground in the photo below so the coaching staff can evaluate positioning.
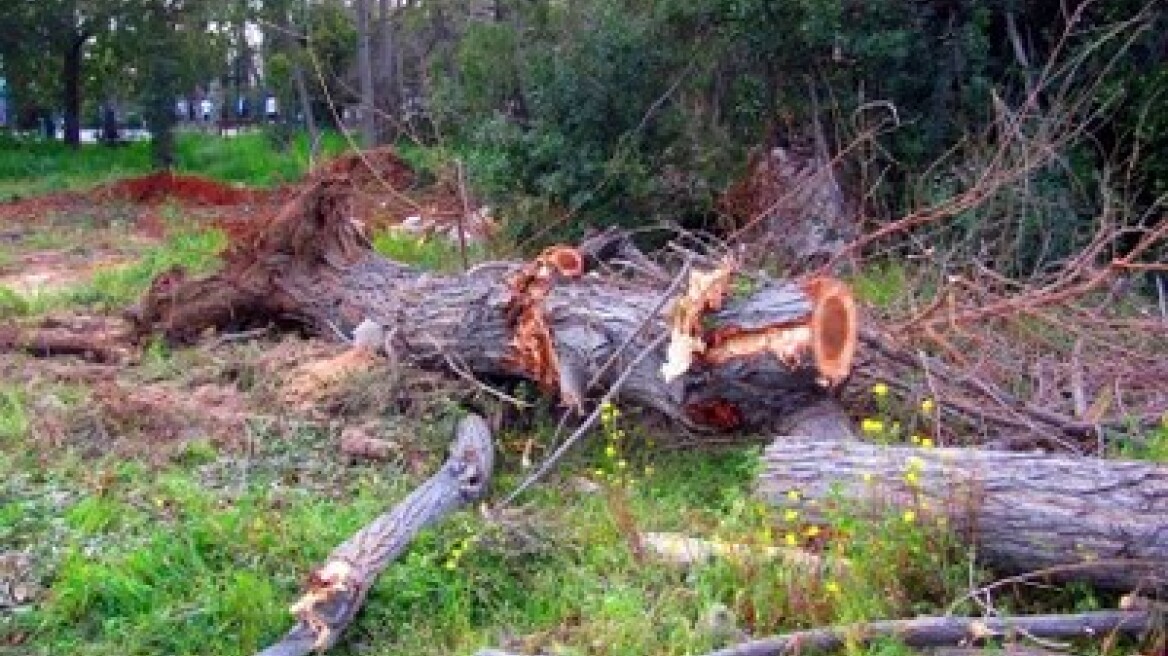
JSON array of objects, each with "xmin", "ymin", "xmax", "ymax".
[
  {"xmin": 475, "ymin": 611, "xmax": 1159, "ymax": 656},
  {"xmin": 256, "ymin": 414, "xmax": 494, "ymax": 656}
]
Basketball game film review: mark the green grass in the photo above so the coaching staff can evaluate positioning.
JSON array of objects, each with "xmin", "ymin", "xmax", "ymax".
[
  {"xmin": 0, "ymin": 382, "xmax": 971, "ymax": 656},
  {"xmin": 65, "ymin": 228, "xmax": 228, "ymax": 309},
  {"xmin": 371, "ymin": 229, "xmax": 484, "ymax": 272},
  {"xmin": 3, "ymin": 228, "xmax": 227, "ymax": 315},
  {"xmin": 0, "ymin": 130, "xmax": 349, "ymax": 200}
]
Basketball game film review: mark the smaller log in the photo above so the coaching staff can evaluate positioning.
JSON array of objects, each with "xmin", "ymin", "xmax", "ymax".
[
  {"xmin": 256, "ymin": 414, "xmax": 494, "ymax": 656},
  {"xmin": 474, "ymin": 611, "xmax": 1159, "ymax": 656},
  {"xmin": 0, "ymin": 319, "xmax": 130, "ymax": 364},
  {"xmin": 758, "ymin": 438, "xmax": 1168, "ymax": 594},
  {"xmin": 699, "ymin": 611, "xmax": 1158, "ymax": 656}
]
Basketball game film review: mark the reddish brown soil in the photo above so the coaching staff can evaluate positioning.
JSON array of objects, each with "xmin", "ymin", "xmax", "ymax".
[
  {"xmin": 317, "ymin": 146, "xmax": 417, "ymax": 190},
  {"xmin": 96, "ymin": 171, "xmax": 259, "ymax": 206}
]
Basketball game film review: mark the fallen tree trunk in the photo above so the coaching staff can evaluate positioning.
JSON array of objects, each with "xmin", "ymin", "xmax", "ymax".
[
  {"xmin": 257, "ymin": 413, "xmax": 495, "ymax": 656},
  {"xmin": 126, "ymin": 177, "xmax": 859, "ymax": 432},
  {"xmin": 758, "ymin": 438, "xmax": 1168, "ymax": 594}
]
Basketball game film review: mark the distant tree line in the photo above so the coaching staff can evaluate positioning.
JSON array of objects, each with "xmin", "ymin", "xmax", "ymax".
[{"xmin": 0, "ymin": 0, "xmax": 1163, "ymax": 267}]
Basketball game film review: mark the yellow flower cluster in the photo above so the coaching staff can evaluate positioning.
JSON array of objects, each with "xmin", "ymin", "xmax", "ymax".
[
  {"xmin": 443, "ymin": 535, "xmax": 474, "ymax": 571},
  {"xmin": 903, "ymin": 455, "xmax": 925, "ymax": 487},
  {"xmin": 909, "ymin": 435, "xmax": 935, "ymax": 448}
]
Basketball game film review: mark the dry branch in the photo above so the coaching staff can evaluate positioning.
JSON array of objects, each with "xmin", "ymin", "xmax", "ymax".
[
  {"xmin": 758, "ymin": 437, "xmax": 1168, "ymax": 594},
  {"xmin": 475, "ymin": 611, "xmax": 1160, "ymax": 656},
  {"xmin": 256, "ymin": 414, "xmax": 494, "ymax": 656}
]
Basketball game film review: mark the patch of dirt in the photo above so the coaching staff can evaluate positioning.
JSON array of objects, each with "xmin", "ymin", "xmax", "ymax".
[
  {"xmin": 0, "ymin": 249, "xmax": 135, "ymax": 295},
  {"xmin": 96, "ymin": 171, "xmax": 261, "ymax": 206},
  {"xmin": 318, "ymin": 146, "xmax": 417, "ymax": 190}
]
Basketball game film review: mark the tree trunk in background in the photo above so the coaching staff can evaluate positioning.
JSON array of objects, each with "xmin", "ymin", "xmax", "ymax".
[
  {"xmin": 292, "ymin": 63, "xmax": 319, "ymax": 156},
  {"xmin": 101, "ymin": 99, "xmax": 120, "ymax": 143},
  {"xmin": 376, "ymin": 0, "xmax": 399, "ymax": 141},
  {"xmin": 142, "ymin": 6, "xmax": 178, "ymax": 169},
  {"xmin": 62, "ymin": 33, "xmax": 86, "ymax": 148},
  {"xmin": 356, "ymin": 0, "xmax": 377, "ymax": 147}
]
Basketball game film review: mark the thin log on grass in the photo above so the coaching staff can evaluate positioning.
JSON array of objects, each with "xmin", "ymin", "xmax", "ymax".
[
  {"xmin": 256, "ymin": 414, "xmax": 494, "ymax": 656},
  {"xmin": 126, "ymin": 176, "xmax": 860, "ymax": 432},
  {"xmin": 698, "ymin": 611, "xmax": 1159, "ymax": 656},
  {"xmin": 758, "ymin": 438, "xmax": 1168, "ymax": 593},
  {"xmin": 475, "ymin": 611, "xmax": 1159, "ymax": 656},
  {"xmin": 0, "ymin": 321, "xmax": 130, "ymax": 364}
]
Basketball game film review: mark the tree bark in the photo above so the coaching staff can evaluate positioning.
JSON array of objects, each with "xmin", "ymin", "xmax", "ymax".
[
  {"xmin": 476, "ymin": 610, "xmax": 1159, "ymax": 656},
  {"xmin": 757, "ymin": 437, "xmax": 1168, "ymax": 594},
  {"xmin": 126, "ymin": 175, "xmax": 859, "ymax": 433},
  {"xmin": 376, "ymin": 0, "xmax": 399, "ymax": 141},
  {"xmin": 356, "ymin": 0, "xmax": 377, "ymax": 147},
  {"xmin": 257, "ymin": 413, "xmax": 495, "ymax": 656},
  {"xmin": 62, "ymin": 32, "xmax": 86, "ymax": 148},
  {"xmin": 291, "ymin": 62, "xmax": 319, "ymax": 153}
]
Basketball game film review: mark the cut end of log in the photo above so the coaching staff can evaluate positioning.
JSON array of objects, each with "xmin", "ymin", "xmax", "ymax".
[
  {"xmin": 804, "ymin": 277, "xmax": 858, "ymax": 386},
  {"xmin": 701, "ymin": 276, "xmax": 858, "ymax": 386},
  {"xmin": 539, "ymin": 246, "xmax": 585, "ymax": 278}
]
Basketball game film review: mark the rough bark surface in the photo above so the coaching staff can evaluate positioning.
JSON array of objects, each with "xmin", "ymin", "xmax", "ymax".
[
  {"xmin": 758, "ymin": 438, "xmax": 1168, "ymax": 593},
  {"xmin": 476, "ymin": 611, "xmax": 1160, "ymax": 656},
  {"xmin": 257, "ymin": 414, "xmax": 494, "ymax": 656},
  {"xmin": 127, "ymin": 178, "xmax": 858, "ymax": 432}
]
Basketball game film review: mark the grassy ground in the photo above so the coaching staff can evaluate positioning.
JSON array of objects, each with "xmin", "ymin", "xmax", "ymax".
[
  {"xmin": 0, "ymin": 214, "xmax": 982, "ymax": 656},
  {"xmin": 0, "ymin": 150, "xmax": 1162, "ymax": 655},
  {"xmin": 0, "ymin": 130, "xmax": 349, "ymax": 200}
]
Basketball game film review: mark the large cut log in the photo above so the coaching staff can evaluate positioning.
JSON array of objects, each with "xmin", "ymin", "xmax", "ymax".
[
  {"xmin": 758, "ymin": 437, "xmax": 1168, "ymax": 594},
  {"xmin": 257, "ymin": 413, "xmax": 495, "ymax": 656},
  {"xmin": 126, "ymin": 176, "xmax": 859, "ymax": 431}
]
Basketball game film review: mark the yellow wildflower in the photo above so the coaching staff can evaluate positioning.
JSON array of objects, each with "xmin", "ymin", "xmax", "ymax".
[
  {"xmin": 920, "ymin": 398, "xmax": 936, "ymax": 414},
  {"xmin": 902, "ymin": 510, "xmax": 916, "ymax": 524},
  {"xmin": 784, "ymin": 533, "xmax": 798, "ymax": 547},
  {"xmin": 920, "ymin": 437, "xmax": 935, "ymax": 448},
  {"xmin": 786, "ymin": 489, "xmax": 801, "ymax": 502},
  {"xmin": 904, "ymin": 471, "xmax": 919, "ymax": 486},
  {"xmin": 871, "ymin": 383, "xmax": 889, "ymax": 397},
  {"xmin": 604, "ymin": 445, "xmax": 617, "ymax": 458},
  {"xmin": 824, "ymin": 580, "xmax": 841, "ymax": 595},
  {"xmin": 804, "ymin": 525, "xmax": 821, "ymax": 538},
  {"xmin": 784, "ymin": 509, "xmax": 799, "ymax": 522},
  {"xmin": 616, "ymin": 459, "xmax": 628, "ymax": 469},
  {"xmin": 861, "ymin": 418, "xmax": 884, "ymax": 434},
  {"xmin": 910, "ymin": 435, "xmax": 922, "ymax": 444},
  {"xmin": 861, "ymin": 472, "xmax": 874, "ymax": 483}
]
